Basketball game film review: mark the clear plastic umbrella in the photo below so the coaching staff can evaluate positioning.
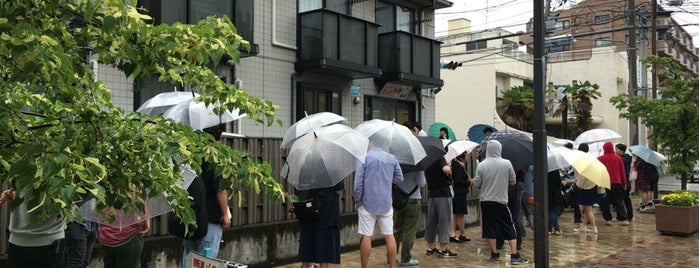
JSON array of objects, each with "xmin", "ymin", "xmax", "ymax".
[
  {"xmin": 444, "ymin": 140, "xmax": 479, "ymax": 163},
  {"xmin": 79, "ymin": 165, "xmax": 197, "ymax": 228},
  {"xmin": 574, "ymin": 128, "xmax": 622, "ymax": 144},
  {"xmin": 136, "ymin": 90, "xmax": 200, "ymax": 115},
  {"xmin": 162, "ymin": 99, "xmax": 245, "ymax": 130},
  {"xmin": 281, "ymin": 112, "xmax": 348, "ymax": 149},
  {"xmin": 355, "ymin": 119, "xmax": 426, "ymax": 165},
  {"xmin": 282, "ymin": 124, "xmax": 368, "ymax": 190}
]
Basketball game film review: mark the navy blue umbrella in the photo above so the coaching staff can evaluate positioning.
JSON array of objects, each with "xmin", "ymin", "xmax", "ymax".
[{"xmin": 467, "ymin": 124, "xmax": 497, "ymax": 143}]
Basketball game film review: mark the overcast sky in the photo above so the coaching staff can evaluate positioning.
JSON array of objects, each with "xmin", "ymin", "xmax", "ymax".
[{"xmin": 435, "ymin": 0, "xmax": 699, "ymax": 45}]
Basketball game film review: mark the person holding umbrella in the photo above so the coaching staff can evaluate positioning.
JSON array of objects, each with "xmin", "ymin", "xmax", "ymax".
[
  {"xmin": 449, "ymin": 152, "xmax": 475, "ymax": 244},
  {"xmin": 615, "ymin": 143, "xmax": 634, "ymax": 220},
  {"xmin": 295, "ymin": 182, "xmax": 344, "ymax": 268},
  {"xmin": 353, "ymin": 143, "xmax": 404, "ymax": 268},
  {"xmin": 573, "ymin": 144, "xmax": 600, "ymax": 234},
  {"xmin": 634, "ymin": 156, "xmax": 654, "ymax": 212}
]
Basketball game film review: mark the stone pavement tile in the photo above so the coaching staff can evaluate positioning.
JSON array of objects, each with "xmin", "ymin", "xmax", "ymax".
[{"xmin": 274, "ymin": 198, "xmax": 699, "ymax": 267}]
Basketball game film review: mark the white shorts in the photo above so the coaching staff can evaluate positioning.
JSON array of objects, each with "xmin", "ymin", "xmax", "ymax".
[{"xmin": 357, "ymin": 206, "xmax": 394, "ymax": 236}]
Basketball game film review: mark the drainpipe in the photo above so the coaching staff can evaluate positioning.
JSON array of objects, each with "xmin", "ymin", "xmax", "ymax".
[{"xmin": 272, "ymin": 0, "xmax": 297, "ymax": 50}]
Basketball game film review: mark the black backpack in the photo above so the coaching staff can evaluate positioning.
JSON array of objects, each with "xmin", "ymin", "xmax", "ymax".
[
  {"xmin": 168, "ymin": 176, "xmax": 208, "ymax": 240},
  {"xmin": 645, "ymin": 164, "xmax": 660, "ymax": 185}
]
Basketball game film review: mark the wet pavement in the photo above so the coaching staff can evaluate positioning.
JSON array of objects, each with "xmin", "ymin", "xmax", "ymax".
[{"xmin": 275, "ymin": 175, "xmax": 699, "ymax": 267}]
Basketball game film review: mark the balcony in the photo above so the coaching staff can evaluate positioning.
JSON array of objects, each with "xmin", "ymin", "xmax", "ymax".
[
  {"xmin": 376, "ymin": 31, "xmax": 443, "ymax": 89},
  {"xmin": 296, "ymin": 9, "xmax": 381, "ymax": 79}
]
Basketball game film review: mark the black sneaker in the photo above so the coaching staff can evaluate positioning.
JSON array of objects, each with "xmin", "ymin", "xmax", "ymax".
[
  {"xmin": 458, "ymin": 235, "xmax": 471, "ymax": 242},
  {"xmin": 574, "ymin": 219, "xmax": 582, "ymax": 223},
  {"xmin": 437, "ymin": 249, "xmax": 457, "ymax": 258},
  {"xmin": 511, "ymin": 253, "xmax": 529, "ymax": 265},
  {"xmin": 426, "ymin": 248, "xmax": 438, "ymax": 256},
  {"xmin": 647, "ymin": 201, "xmax": 654, "ymax": 207},
  {"xmin": 489, "ymin": 252, "xmax": 500, "ymax": 263},
  {"xmin": 449, "ymin": 236, "xmax": 463, "ymax": 243}
]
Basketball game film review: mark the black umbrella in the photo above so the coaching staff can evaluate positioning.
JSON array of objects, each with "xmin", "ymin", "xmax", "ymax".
[
  {"xmin": 400, "ymin": 136, "xmax": 447, "ymax": 173},
  {"xmin": 480, "ymin": 130, "xmax": 533, "ymax": 172}
]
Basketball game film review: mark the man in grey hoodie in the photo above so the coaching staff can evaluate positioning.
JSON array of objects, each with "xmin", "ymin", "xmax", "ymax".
[{"xmin": 475, "ymin": 140, "xmax": 528, "ymax": 265}]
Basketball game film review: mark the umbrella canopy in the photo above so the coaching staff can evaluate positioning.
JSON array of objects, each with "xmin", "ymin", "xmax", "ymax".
[
  {"xmin": 281, "ymin": 112, "xmax": 348, "ymax": 149},
  {"xmin": 79, "ymin": 166, "xmax": 197, "ymax": 228},
  {"xmin": 282, "ymin": 124, "xmax": 368, "ymax": 190},
  {"xmin": 355, "ymin": 119, "xmax": 426, "ymax": 165},
  {"xmin": 400, "ymin": 136, "xmax": 447, "ymax": 173},
  {"xmin": 552, "ymin": 138, "xmax": 575, "ymax": 147},
  {"xmin": 629, "ymin": 145, "xmax": 664, "ymax": 168},
  {"xmin": 427, "ymin": 122, "xmax": 456, "ymax": 142},
  {"xmin": 574, "ymin": 128, "xmax": 622, "ymax": 144},
  {"xmin": 136, "ymin": 90, "xmax": 200, "ymax": 115},
  {"xmin": 467, "ymin": 124, "xmax": 497, "ymax": 143},
  {"xmin": 547, "ymin": 147, "xmax": 610, "ymax": 189},
  {"xmin": 162, "ymin": 99, "xmax": 245, "ymax": 130},
  {"xmin": 445, "ymin": 140, "xmax": 479, "ymax": 163},
  {"xmin": 481, "ymin": 130, "xmax": 533, "ymax": 171}
]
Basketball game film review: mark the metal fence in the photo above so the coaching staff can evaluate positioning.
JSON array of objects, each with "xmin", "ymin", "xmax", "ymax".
[{"xmin": 0, "ymin": 136, "xmax": 480, "ymax": 258}]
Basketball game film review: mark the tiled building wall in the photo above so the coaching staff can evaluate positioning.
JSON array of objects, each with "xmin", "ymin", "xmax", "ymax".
[{"xmin": 99, "ymin": 64, "xmax": 134, "ymax": 113}]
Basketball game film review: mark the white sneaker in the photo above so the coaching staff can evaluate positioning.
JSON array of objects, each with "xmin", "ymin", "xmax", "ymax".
[{"xmin": 590, "ymin": 226, "xmax": 598, "ymax": 233}]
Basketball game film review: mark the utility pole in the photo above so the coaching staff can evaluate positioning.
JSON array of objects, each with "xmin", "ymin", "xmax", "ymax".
[
  {"xmin": 627, "ymin": 0, "xmax": 639, "ymax": 145},
  {"xmin": 533, "ymin": 0, "xmax": 549, "ymax": 266},
  {"xmin": 649, "ymin": 0, "xmax": 658, "ymax": 151},
  {"xmin": 639, "ymin": 8, "xmax": 648, "ymax": 146}
]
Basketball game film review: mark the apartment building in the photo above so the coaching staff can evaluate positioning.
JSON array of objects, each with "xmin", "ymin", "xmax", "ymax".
[{"xmin": 103, "ymin": 0, "xmax": 452, "ymax": 138}]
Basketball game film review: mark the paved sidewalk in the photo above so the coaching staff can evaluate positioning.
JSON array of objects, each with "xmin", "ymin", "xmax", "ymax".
[{"xmin": 275, "ymin": 191, "xmax": 699, "ymax": 267}]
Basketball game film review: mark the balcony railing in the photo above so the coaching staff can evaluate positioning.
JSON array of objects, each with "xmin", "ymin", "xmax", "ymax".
[
  {"xmin": 296, "ymin": 9, "xmax": 381, "ymax": 78},
  {"xmin": 377, "ymin": 31, "xmax": 443, "ymax": 88}
]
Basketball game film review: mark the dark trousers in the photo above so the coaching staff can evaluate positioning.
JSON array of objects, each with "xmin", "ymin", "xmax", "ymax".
[
  {"xmin": 8, "ymin": 242, "xmax": 66, "ymax": 268},
  {"xmin": 607, "ymin": 184, "xmax": 628, "ymax": 221},
  {"xmin": 103, "ymin": 235, "xmax": 143, "ymax": 268},
  {"xmin": 571, "ymin": 186, "xmax": 582, "ymax": 222},
  {"xmin": 496, "ymin": 199, "xmax": 522, "ymax": 250},
  {"xmin": 623, "ymin": 183, "xmax": 634, "ymax": 220},
  {"xmin": 66, "ymin": 221, "xmax": 99, "ymax": 268}
]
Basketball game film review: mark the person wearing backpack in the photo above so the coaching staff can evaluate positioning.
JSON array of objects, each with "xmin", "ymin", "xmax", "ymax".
[
  {"xmin": 181, "ymin": 127, "xmax": 231, "ymax": 268},
  {"xmin": 633, "ymin": 156, "xmax": 656, "ymax": 212}
]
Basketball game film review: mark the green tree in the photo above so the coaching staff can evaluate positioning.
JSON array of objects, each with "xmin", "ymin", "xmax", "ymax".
[
  {"xmin": 0, "ymin": 0, "xmax": 284, "ymax": 228},
  {"xmin": 611, "ymin": 56, "xmax": 699, "ymax": 190},
  {"xmin": 497, "ymin": 85, "xmax": 534, "ymax": 131},
  {"xmin": 564, "ymin": 80, "xmax": 601, "ymax": 136}
]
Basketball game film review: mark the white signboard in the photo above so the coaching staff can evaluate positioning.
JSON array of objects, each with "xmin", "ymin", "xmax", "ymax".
[
  {"xmin": 185, "ymin": 251, "xmax": 248, "ymax": 268},
  {"xmin": 378, "ymin": 83, "xmax": 411, "ymax": 99}
]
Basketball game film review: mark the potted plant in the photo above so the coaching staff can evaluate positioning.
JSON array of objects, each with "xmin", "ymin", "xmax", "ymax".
[{"xmin": 655, "ymin": 191, "xmax": 699, "ymax": 236}]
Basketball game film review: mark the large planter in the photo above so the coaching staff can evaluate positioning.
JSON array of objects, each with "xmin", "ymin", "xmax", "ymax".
[{"xmin": 655, "ymin": 204, "xmax": 699, "ymax": 236}]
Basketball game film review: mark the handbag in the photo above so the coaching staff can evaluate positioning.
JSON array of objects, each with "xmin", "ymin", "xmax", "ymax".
[
  {"xmin": 392, "ymin": 184, "xmax": 419, "ymax": 210},
  {"xmin": 291, "ymin": 199, "xmax": 320, "ymax": 221}
]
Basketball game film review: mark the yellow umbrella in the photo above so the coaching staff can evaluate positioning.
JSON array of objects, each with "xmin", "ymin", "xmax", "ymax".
[{"xmin": 548, "ymin": 147, "xmax": 610, "ymax": 189}]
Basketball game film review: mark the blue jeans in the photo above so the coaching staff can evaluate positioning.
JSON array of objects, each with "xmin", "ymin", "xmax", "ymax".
[
  {"xmin": 182, "ymin": 222, "xmax": 223, "ymax": 268},
  {"xmin": 548, "ymin": 206, "xmax": 560, "ymax": 232}
]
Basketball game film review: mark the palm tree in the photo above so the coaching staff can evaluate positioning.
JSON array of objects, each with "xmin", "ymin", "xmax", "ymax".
[
  {"xmin": 497, "ymin": 86, "xmax": 534, "ymax": 131},
  {"xmin": 565, "ymin": 81, "xmax": 601, "ymax": 136}
]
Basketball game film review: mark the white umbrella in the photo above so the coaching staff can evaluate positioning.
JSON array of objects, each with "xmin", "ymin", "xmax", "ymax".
[
  {"xmin": 574, "ymin": 128, "xmax": 622, "ymax": 144},
  {"xmin": 355, "ymin": 119, "xmax": 426, "ymax": 165},
  {"xmin": 281, "ymin": 112, "xmax": 348, "ymax": 149},
  {"xmin": 444, "ymin": 140, "xmax": 479, "ymax": 163},
  {"xmin": 552, "ymin": 138, "xmax": 575, "ymax": 147},
  {"xmin": 282, "ymin": 124, "xmax": 368, "ymax": 190},
  {"xmin": 162, "ymin": 99, "xmax": 245, "ymax": 130},
  {"xmin": 137, "ymin": 90, "xmax": 200, "ymax": 115}
]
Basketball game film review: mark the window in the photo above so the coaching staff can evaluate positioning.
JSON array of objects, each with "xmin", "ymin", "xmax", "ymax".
[
  {"xmin": 594, "ymin": 14, "xmax": 610, "ymax": 25},
  {"xmin": 296, "ymin": 84, "xmax": 341, "ymax": 120},
  {"xmin": 466, "ymin": 40, "xmax": 487, "ymax": 51},
  {"xmin": 376, "ymin": 1, "xmax": 415, "ymax": 34},
  {"xmin": 594, "ymin": 37, "xmax": 612, "ymax": 47},
  {"xmin": 138, "ymin": 0, "xmax": 254, "ymax": 43},
  {"xmin": 364, "ymin": 96, "xmax": 414, "ymax": 123},
  {"xmin": 560, "ymin": 20, "xmax": 570, "ymax": 30},
  {"xmin": 547, "ymin": 45, "xmax": 570, "ymax": 53}
]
